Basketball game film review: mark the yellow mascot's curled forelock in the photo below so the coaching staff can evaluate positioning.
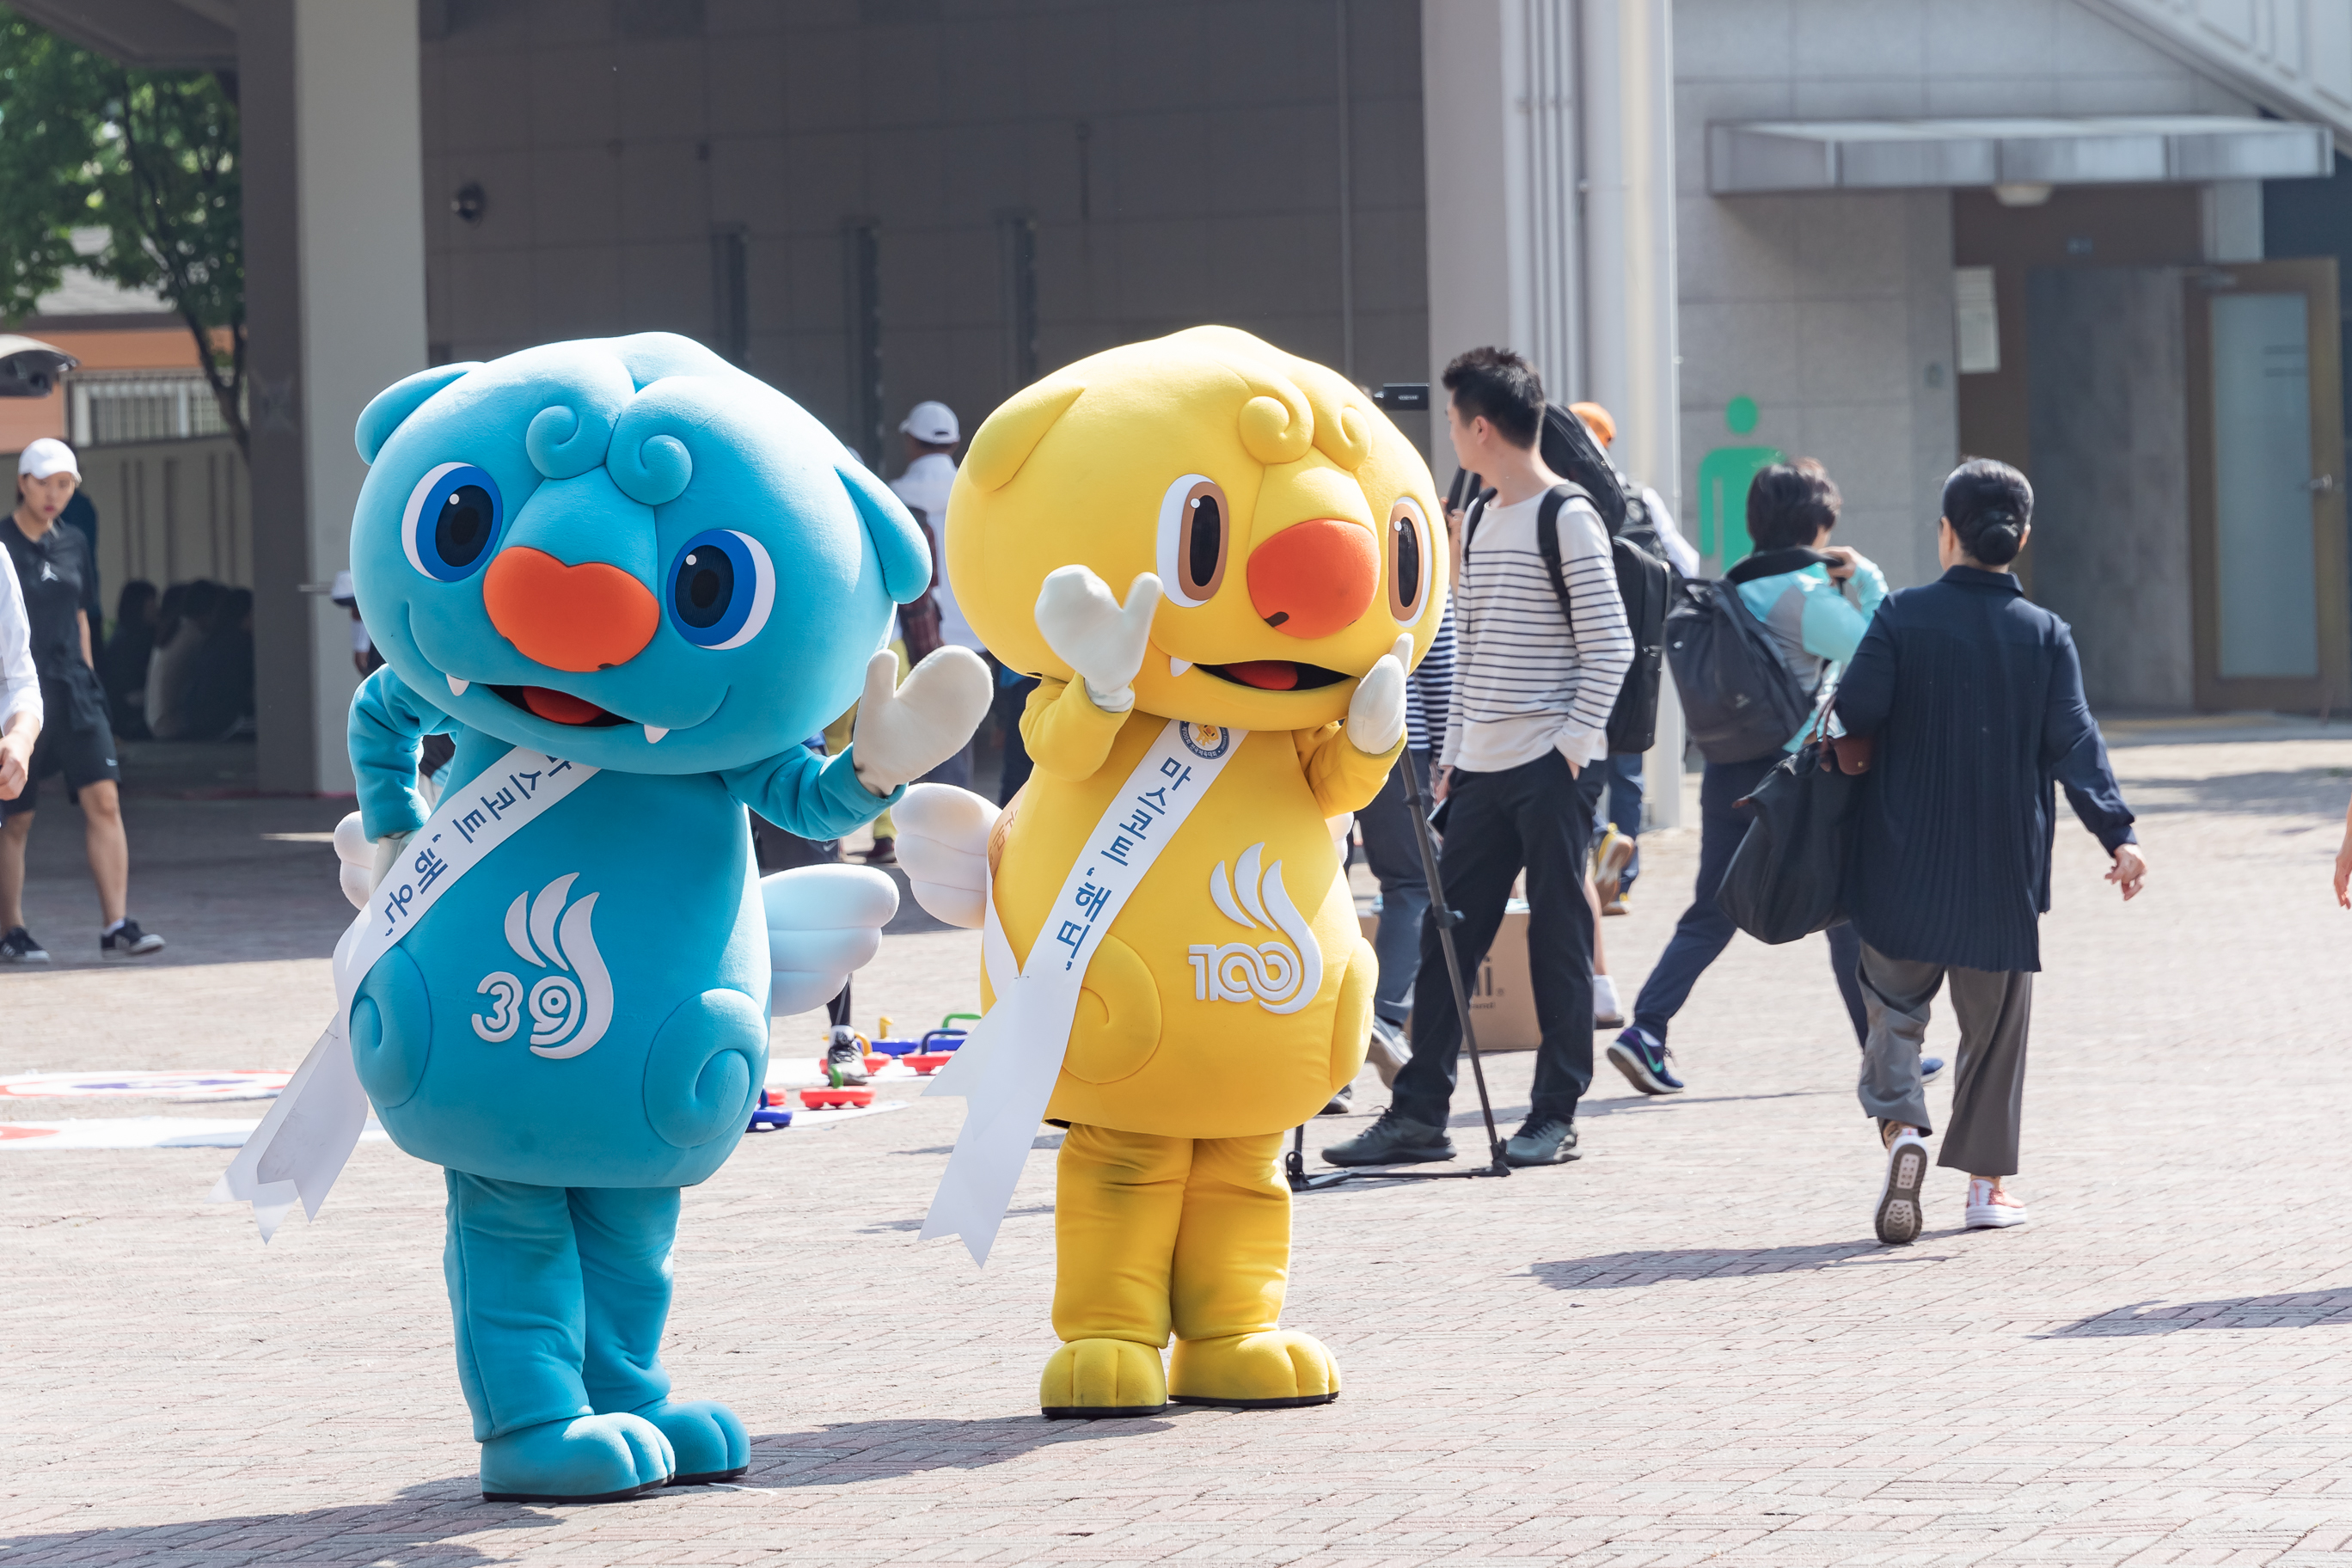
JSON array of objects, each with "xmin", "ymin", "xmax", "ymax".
[{"xmin": 898, "ymin": 326, "xmax": 1446, "ymax": 1418}]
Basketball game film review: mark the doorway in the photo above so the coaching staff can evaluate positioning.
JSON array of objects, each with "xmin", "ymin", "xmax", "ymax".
[{"xmin": 2184, "ymin": 259, "xmax": 2349, "ymax": 714}]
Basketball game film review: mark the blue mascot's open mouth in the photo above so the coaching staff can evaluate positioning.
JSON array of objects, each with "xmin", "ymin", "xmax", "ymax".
[
  {"xmin": 1199, "ymin": 660, "xmax": 1350, "ymax": 693},
  {"xmin": 493, "ymin": 684, "xmax": 631, "ymax": 727}
]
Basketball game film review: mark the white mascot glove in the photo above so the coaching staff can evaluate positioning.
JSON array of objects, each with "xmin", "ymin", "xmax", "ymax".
[
  {"xmin": 762, "ymin": 863, "xmax": 900, "ymax": 1017},
  {"xmin": 1345, "ymin": 634, "xmax": 1414, "ymax": 756},
  {"xmin": 895, "ymin": 782, "xmax": 998, "ymax": 929},
  {"xmin": 1034, "ymin": 567, "xmax": 1161, "ymax": 714},
  {"xmin": 850, "ymin": 645, "xmax": 992, "ymax": 796},
  {"xmin": 333, "ymin": 812, "xmax": 412, "ymax": 910}
]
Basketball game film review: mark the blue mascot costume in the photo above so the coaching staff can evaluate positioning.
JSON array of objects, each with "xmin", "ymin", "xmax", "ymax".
[{"xmin": 331, "ymin": 333, "xmax": 988, "ymax": 1503}]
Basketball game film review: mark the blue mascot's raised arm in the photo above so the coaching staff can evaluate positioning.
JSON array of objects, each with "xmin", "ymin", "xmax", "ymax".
[{"xmin": 350, "ymin": 665, "xmax": 456, "ymax": 842}]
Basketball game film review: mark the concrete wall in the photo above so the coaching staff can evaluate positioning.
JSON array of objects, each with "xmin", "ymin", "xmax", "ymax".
[
  {"xmin": 2024, "ymin": 266, "xmax": 2195, "ymax": 709},
  {"xmin": 420, "ymin": 0, "xmax": 1430, "ymax": 467},
  {"xmin": 1673, "ymin": 0, "xmax": 2256, "ymax": 588},
  {"xmin": 74, "ymin": 438, "xmax": 253, "ymax": 609}
]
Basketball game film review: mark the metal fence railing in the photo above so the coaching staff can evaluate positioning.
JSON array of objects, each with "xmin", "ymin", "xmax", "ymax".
[{"xmin": 68, "ymin": 372, "xmax": 236, "ymax": 448}]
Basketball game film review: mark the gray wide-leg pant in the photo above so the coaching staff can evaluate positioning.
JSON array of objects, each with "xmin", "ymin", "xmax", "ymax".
[{"xmin": 1857, "ymin": 943, "xmax": 2034, "ymax": 1177}]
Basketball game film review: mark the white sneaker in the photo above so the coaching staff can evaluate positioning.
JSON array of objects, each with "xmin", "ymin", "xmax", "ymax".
[
  {"xmin": 1874, "ymin": 1130, "xmax": 1931, "ymax": 1245},
  {"xmin": 1366, "ymin": 1017, "xmax": 1411, "ymax": 1087},
  {"xmin": 1593, "ymin": 974, "xmax": 1624, "ymax": 1029},
  {"xmin": 1963, "ymin": 1178, "xmax": 2028, "ymax": 1229}
]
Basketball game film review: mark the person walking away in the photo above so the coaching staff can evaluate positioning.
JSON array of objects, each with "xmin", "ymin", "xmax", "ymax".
[
  {"xmin": 0, "ymin": 438, "xmax": 164, "ymax": 960},
  {"xmin": 1608, "ymin": 460, "xmax": 1897, "ymax": 1097},
  {"xmin": 1, "ymin": 542, "xmax": 40, "ymax": 804},
  {"xmin": 1347, "ymin": 600, "xmax": 1456, "ymax": 1093},
  {"xmin": 1837, "ymin": 459, "xmax": 2145, "ymax": 1244},
  {"xmin": 1567, "ymin": 400, "xmax": 1700, "ymax": 917},
  {"xmin": 98, "ymin": 580, "xmax": 157, "ymax": 738},
  {"xmin": 1323, "ymin": 348, "xmax": 1632, "ymax": 1170}
]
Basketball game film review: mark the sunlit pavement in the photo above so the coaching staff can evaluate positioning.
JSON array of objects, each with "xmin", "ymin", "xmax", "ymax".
[{"xmin": 5, "ymin": 726, "xmax": 2350, "ymax": 1565}]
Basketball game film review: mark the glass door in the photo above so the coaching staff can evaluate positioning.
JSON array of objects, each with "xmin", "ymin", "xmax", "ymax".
[{"xmin": 2186, "ymin": 259, "xmax": 2349, "ymax": 714}]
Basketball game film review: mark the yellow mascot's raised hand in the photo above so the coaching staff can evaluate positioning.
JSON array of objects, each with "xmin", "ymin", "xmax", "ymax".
[{"xmin": 900, "ymin": 326, "xmax": 1445, "ymax": 1419}]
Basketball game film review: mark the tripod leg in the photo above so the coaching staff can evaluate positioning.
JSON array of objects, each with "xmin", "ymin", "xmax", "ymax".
[{"xmin": 1398, "ymin": 762, "xmax": 1509, "ymax": 1172}]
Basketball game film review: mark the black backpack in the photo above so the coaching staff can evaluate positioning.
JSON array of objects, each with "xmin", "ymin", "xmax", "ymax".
[{"xmin": 1663, "ymin": 547, "xmax": 1831, "ymax": 764}]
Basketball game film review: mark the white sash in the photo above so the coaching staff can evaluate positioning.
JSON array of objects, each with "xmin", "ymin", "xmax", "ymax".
[
  {"xmin": 211, "ymin": 747, "xmax": 599, "ymax": 1240},
  {"xmin": 919, "ymin": 718, "xmax": 1245, "ymax": 1265}
]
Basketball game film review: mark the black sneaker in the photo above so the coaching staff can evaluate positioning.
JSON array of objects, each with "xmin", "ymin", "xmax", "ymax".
[
  {"xmin": 823, "ymin": 1026, "xmax": 870, "ymax": 1086},
  {"xmin": 1320, "ymin": 1108, "xmax": 1454, "ymax": 1167},
  {"xmin": 1317, "ymin": 1082, "xmax": 1355, "ymax": 1116},
  {"xmin": 101, "ymin": 919, "xmax": 165, "ymax": 958},
  {"xmin": 0, "ymin": 926, "xmax": 50, "ymax": 963},
  {"xmin": 1608, "ymin": 1028, "xmax": 1685, "ymax": 1094},
  {"xmin": 1504, "ymin": 1117, "xmax": 1580, "ymax": 1166}
]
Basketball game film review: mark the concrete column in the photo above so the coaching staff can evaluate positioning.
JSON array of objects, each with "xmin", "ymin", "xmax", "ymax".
[
  {"xmin": 242, "ymin": 0, "xmax": 427, "ymax": 794},
  {"xmin": 1579, "ymin": 0, "xmax": 1685, "ymax": 824},
  {"xmin": 1420, "ymin": 0, "xmax": 1582, "ymax": 461},
  {"xmin": 1422, "ymin": 0, "xmax": 1685, "ymax": 824}
]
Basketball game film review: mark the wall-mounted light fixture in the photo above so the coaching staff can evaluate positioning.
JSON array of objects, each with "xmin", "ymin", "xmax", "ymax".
[{"xmin": 452, "ymin": 181, "xmax": 487, "ymax": 225}]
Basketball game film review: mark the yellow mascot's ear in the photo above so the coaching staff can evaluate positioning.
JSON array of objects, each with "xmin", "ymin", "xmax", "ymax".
[{"xmin": 965, "ymin": 380, "xmax": 1084, "ymax": 493}]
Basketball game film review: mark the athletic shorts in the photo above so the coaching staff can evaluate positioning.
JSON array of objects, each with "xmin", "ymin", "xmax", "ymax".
[{"xmin": 0, "ymin": 678, "xmax": 119, "ymax": 818}]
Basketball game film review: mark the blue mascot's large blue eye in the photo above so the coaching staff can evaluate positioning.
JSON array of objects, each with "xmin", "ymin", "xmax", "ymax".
[
  {"xmin": 401, "ymin": 462, "xmax": 505, "ymax": 581},
  {"xmin": 665, "ymin": 529, "xmax": 775, "ymax": 650}
]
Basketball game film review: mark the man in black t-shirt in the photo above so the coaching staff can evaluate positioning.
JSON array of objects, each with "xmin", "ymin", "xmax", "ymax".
[{"xmin": 0, "ymin": 438, "xmax": 163, "ymax": 962}]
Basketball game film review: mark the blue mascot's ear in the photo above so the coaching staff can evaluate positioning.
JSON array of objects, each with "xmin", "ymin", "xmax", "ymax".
[
  {"xmin": 356, "ymin": 363, "xmax": 479, "ymax": 462},
  {"xmin": 836, "ymin": 460, "xmax": 932, "ymax": 605}
]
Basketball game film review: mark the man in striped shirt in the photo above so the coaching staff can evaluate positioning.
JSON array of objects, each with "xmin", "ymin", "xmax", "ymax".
[{"xmin": 1324, "ymin": 348, "xmax": 1632, "ymax": 1171}]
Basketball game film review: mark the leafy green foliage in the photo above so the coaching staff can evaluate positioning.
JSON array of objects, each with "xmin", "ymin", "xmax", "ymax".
[{"xmin": 0, "ymin": 9, "xmax": 245, "ymax": 454}]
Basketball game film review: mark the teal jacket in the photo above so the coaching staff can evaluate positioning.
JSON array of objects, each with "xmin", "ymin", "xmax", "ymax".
[{"xmin": 1733, "ymin": 553, "xmax": 1888, "ymax": 750}]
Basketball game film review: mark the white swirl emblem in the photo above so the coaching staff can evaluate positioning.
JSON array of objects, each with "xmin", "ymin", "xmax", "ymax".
[
  {"xmin": 1186, "ymin": 842, "xmax": 1322, "ymax": 1014},
  {"xmin": 473, "ymin": 873, "xmax": 613, "ymax": 1059}
]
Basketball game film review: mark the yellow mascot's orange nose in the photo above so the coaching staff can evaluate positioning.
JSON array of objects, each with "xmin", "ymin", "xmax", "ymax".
[
  {"xmin": 1246, "ymin": 519, "xmax": 1378, "ymax": 640},
  {"xmin": 482, "ymin": 547, "xmax": 659, "ymax": 671}
]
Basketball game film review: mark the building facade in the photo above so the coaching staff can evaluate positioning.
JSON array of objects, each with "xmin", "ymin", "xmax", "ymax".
[{"xmin": 28, "ymin": 0, "xmax": 2352, "ymax": 789}]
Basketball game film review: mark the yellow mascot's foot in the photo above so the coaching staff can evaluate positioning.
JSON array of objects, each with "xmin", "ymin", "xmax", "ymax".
[
  {"xmin": 1039, "ymin": 1338, "xmax": 1169, "ymax": 1419},
  {"xmin": 1167, "ymin": 1332, "xmax": 1340, "ymax": 1410}
]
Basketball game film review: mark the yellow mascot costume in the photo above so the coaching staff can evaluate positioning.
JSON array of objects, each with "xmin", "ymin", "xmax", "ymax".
[{"xmin": 897, "ymin": 327, "xmax": 1445, "ymax": 1418}]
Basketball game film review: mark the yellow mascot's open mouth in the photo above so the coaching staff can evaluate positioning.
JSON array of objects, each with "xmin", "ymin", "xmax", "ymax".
[{"xmin": 1197, "ymin": 659, "xmax": 1351, "ymax": 693}]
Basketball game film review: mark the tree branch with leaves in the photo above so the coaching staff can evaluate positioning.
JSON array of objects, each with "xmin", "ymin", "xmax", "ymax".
[{"xmin": 0, "ymin": 10, "xmax": 245, "ymax": 456}]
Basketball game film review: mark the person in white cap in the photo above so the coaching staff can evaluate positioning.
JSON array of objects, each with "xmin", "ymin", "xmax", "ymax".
[
  {"xmin": 0, "ymin": 437, "xmax": 164, "ymax": 961},
  {"xmin": 885, "ymin": 399, "xmax": 983, "ymax": 793}
]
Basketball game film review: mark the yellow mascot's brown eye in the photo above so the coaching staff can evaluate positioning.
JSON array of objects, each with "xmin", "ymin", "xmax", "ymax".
[
  {"xmin": 1387, "ymin": 499, "xmax": 1430, "ymax": 624},
  {"xmin": 1165, "ymin": 477, "xmax": 1229, "ymax": 605}
]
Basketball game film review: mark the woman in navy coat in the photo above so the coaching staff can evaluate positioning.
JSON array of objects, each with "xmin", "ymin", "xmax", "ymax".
[{"xmin": 1834, "ymin": 459, "xmax": 2147, "ymax": 1246}]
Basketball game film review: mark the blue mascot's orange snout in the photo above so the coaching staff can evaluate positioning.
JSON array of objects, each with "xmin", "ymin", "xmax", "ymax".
[
  {"xmin": 1246, "ymin": 518, "xmax": 1379, "ymax": 640},
  {"xmin": 483, "ymin": 546, "xmax": 660, "ymax": 672}
]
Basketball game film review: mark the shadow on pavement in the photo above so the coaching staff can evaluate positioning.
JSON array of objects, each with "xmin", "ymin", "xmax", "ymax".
[
  {"xmin": 740, "ymin": 1412, "xmax": 1178, "ymax": 1486},
  {"xmin": 1531, "ymin": 1240, "xmax": 1954, "ymax": 1289},
  {"xmin": 2125, "ymin": 766, "xmax": 2352, "ymax": 818},
  {"xmin": 2040, "ymin": 1290, "xmax": 2352, "ymax": 1337},
  {"xmin": 0, "ymin": 1480, "xmax": 544, "ymax": 1565}
]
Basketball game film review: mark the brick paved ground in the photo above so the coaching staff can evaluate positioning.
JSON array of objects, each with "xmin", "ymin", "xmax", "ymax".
[{"xmin": 5, "ymin": 729, "xmax": 2352, "ymax": 1565}]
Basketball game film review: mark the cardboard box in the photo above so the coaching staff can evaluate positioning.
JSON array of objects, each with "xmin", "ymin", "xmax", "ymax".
[{"xmin": 1358, "ymin": 900, "xmax": 1542, "ymax": 1050}]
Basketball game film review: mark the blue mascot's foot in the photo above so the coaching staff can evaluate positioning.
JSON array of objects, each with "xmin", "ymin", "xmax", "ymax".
[
  {"xmin": 633, "ymin": 1398, "xmax": 750, "ymax": 1485},
  {"xmin": 480, "ymin": 1412, "xmax": 675, "ymax": 1504}
]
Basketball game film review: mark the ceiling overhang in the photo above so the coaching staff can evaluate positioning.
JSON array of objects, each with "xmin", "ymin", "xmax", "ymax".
[
  {"xmin": 1709, "ymin": 115, "xmax": 2332, "ymax": 196},
  {"xmin": 9, "ymin": 0, "xmax": 238, "ymax": 71}
]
